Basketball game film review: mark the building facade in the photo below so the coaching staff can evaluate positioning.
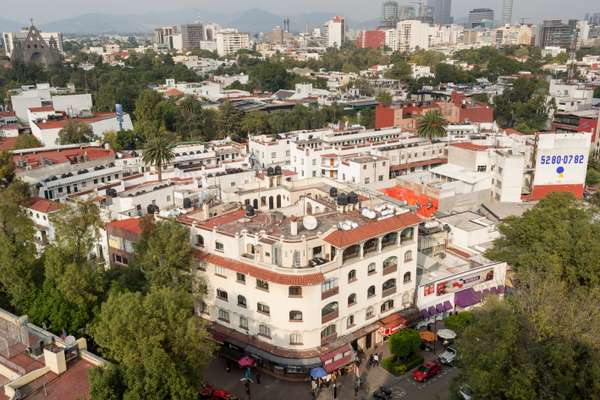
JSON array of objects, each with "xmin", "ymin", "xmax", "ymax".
[{"xmin": 3, "ymin": 24, "xmax": 62, "ymax": 65}]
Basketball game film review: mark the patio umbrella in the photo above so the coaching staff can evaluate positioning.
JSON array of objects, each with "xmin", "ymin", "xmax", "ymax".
[
  {"xmin": 310, "ymin": 367, "xmax": 327, "ymax": 379},
  {"xmin": 437, "ymin": 329, "xmax": 457, "ymax": 340},
  {"xmin": 238, "ymin": 355, "xmax": 255, "ymax": 368}
]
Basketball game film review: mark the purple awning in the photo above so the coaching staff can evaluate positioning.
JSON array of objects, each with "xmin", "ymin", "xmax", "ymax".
[
  {"xmin": 498, "ymin": 285, "xmax": 505, "ymax": 293},
  {"xmin": 421, "ymin": 309, "xmax": 430, "ymax": 319},
  {"xmin": 490, "ymin": 287, "xmax": 498, "ymax": 294},
  {"xmin": 443, "ymin": 301, "xmax": 453, "ymax": 311},
  {"xmin": 428, "ymin": 306, "xmax": 437, "ymax": 316},
  {"xmin": 454, "ymin": 288, "xmax": 481, "ymax": 308},
  {"xmin": 436, "ymin": 303, "xmax": 445, "ymax": 314}
]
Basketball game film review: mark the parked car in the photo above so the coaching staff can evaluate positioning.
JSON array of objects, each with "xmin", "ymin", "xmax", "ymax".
[
  {"xmin": 372, "ymin": 386, "xmax": 393, "ymax": 400},
  {"xmin": 459, "ymin": 385, "xmax": 474, "ymax": 400},
  {"xmin": 438, "ymin": 347, "xmax": 457, "ymax": 365},
  {"xmin": 199, "ymin": 384, "xmax": 239, "ymax": 400},
  {"xmin": 411, "ymin": 361, "xmax": 442, "ymax": 382}
]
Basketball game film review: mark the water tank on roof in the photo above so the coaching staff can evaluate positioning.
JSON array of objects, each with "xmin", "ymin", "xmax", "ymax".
[
  {"xmin": 329, "ymin": 187, "xmax": 338, "ymax": 198},
  {"xmin": 147, "ymin": 204, "xmax": 160, "ymax": 214},
  {"xmin": 106, "ymin": 188, "xmax": 117, "ymax": 198},
  {"xmin": 267, "ymin": 167, "xmax": 275, "ymax": 176},
  {"xmin": 274, "ymin": 166, "xmax": 282, "ymax": 175},
  {"xmin": 348, "ymin": 192, "xmax": 358, "ymax": 204},
  {"xmin": 245, "ymin": 204, "xmax": 255, "ymax": 217},
  {"xmin": 337, "ymin": 193, "xmax": 348, "ymax": 206},
  {"xmin": 183, "ymin": 198, "xmax": 193, "ymax": 209}
]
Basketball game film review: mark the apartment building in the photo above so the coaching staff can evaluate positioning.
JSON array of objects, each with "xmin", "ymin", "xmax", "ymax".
[{"xmin": 216, "ymin": 30, "xmax": 251, "ymax": 57}]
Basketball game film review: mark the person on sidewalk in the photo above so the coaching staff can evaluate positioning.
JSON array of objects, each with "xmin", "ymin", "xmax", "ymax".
[
  {"xmin": 311, "ymin": 379, "xmax": 318, "ymax": 399},
  {"xmin": 333, "ymin": 382, "xmax": 338, "ymax": 400},
  {"xmin": 373, "ymin": 353, "xmax": 379, "ymax": 366},
  {"xmin": 255, "ymin": 371, "xmax": 261, "ymax": 384}
]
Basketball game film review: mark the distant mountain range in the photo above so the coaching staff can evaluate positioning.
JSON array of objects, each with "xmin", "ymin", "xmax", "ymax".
[{"xmin": 0, "ymin": 9, "xmax": 380, "ymax": 35}]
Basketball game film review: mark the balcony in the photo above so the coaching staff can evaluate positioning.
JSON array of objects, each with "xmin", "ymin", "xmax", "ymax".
[
  {"xmin": 321, "ymin": 332, "xmax": 338, "ymax": 346},
  {"xmin": 383, "ymin": 263, "xmax": 398, "ymax": 276},
  {"xmin": 382, "ymin": 286, "xmax": 397, "ymax": 298},
  {"xmin": 321, "ymin": 286, "xmax": 339, "ymax": 300},
  {"xmin": 321, "ymin": 309, "xmax": 339, "ymax": 324}
]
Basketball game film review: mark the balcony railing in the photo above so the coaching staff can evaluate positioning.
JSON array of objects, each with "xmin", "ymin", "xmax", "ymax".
[
  {"xmin": 383, "ymin": 263, "xmax": 398, "ymax": 276},
  {"xmin": 321, "ymin": 286, "xmax": 339, "ymax": 300},
  {"xmin": 382, "ymin": 286, "xmax": 397, "ymax": 298},
  {"xmin": 321, "ymin": 332, "xmax": 338, "ymax": 346},
  {"xmin": 321, "ymin": 309, "xmax": 339, "ymax": 324}
]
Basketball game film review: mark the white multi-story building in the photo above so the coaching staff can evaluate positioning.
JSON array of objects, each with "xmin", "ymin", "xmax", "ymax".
[
  {"xmin": 549, "ymin": 79, "xmax": 595, "ymax": 113},
  {"xmin": 153, "ymin": 26, "xmax": 183, "ymax": 51},
  {"xmin": 324, "ymin": 16, "xmax": 346, "ymax": 49},
  {"xmin": 397, "ymin": 20, "xmax": 431, "ymax": 52},
  {"xmin": 216, "ymin": 30, "xmax": 251, "ymax": 57},
  {"xmin": 384, "ymin": 28, "xmax": 398, "ymax": 51}
]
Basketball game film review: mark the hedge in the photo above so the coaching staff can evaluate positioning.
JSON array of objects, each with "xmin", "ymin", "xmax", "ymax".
[{"xmin": 382, "ymin": 353, "xmax": 425, "ymax": 376}]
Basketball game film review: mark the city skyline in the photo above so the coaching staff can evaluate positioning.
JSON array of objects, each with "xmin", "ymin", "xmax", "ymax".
[{"xmin": 2, "ymin": 0, "xmax": 597, "ymax": 25}]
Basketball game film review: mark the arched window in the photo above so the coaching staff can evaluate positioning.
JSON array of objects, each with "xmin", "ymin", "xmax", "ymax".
[
  {"xmin": 382, "ymin": 232, "xmax": 398, "ymax": 249},
  {"xmin": 343, "ymin": 244, "xmax": 360, "ymax": 262},
  {"xmin": 247, "ymin": 244, "xmax": 255, "ymax": 254},
  {"xmin": 253, "ymin": 198, "xmax": 259, "ymax": 209},
  {"xmin": 289, "ymin": 310, "xmax": 303, "ymax": 321},
  {"xmin": 402, "ymin": 291, "xmax": 411, "ymax": 305},
  {"xmin": 403, "ymin": 272, "xmax": 412, "ymax": 284},
  {"xmin": 322, "ymin": 302, "xmax": 339, "ymax": 316},
  {"xmin": 367, "ymin": 285, "xmax": 376, "ymax": 298},
  {"xmin": 381, "ymin": 299, "xmax": 394, "ymax": 313},
  {"xmin": 383, "ymin": 256, "xmax": 397, "ymax": 269},
  {"xmin": 276, "ymin": 194, "xmax": 282, "ymax": 208},
  {"xmin": 268, "ymin": 196, "xmax": 274, "ymax": 209},
  {"xmin": 347, "ymin": 314, "xmax": 355, "ymax": 328},
  {"xmin": 363, "ymin": 238, "xmax": 378, "ymax": 255},
  {"xmin": 237, "ymin": 295, "xmax": 247, "ymax": 308},
  {"xmin": 196, "ymin": 234, "xmax": 204, "ymax": 247},
  {"xmin": 348, "ymin": 293, "xmax": 357, "ymax": 306},
  {"xmin": 383, "ymin": 279, "xmax": 396, "ymax": 290},
  {"xmin": 289, "ymin": 286, "xmax": 302, "ymax": 297},
  {"xmin": 401, "ymin": 227, "xmax": 414, "ymax": 243},
  {"xmin": 367, "ymin": 263, "xmax": 376, "ymax": 275},
  {"xmin": 365, "ymin": 306, "xmax": 374, "ymax": 319},
  {"xmin": 348, "ymin": 269, "xmax": 357, "ymax": 283},
  {"xmin": 321, "ymin": 324, "xmax": 336, "ymax": 339},
  {"xmin": 216, "ymin": 289, "xmax": 228, "ymax": 301},
  {"xmin": 404, "ymin": 250, "xmax": 413, "ymax": 262}
]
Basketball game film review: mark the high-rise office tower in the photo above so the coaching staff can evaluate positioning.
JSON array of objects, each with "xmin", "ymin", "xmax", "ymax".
[
  {"xmin": 468, "ymin": 8, "xmax": 495, "ymax": 28},
  {"xmin": 502, "ymin": 0, "xmax": 514, "ymax": 25},
  {"xmin": 180, "ymin": 23, "xmax": 204, "ymax": 51},
  {"xmin": 382, "ymin": 1, "xmax": 400, "ymax": 28},
  {"xmin": 428, "ymin": 0, "xmax": 452, "ymax": 25}
]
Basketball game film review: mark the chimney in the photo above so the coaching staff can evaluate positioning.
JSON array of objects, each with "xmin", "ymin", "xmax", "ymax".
[
  {"xmin": 43, "ymin": 347, "xmax": 67, "ymax": 375},
  {"xmin": 290, "ymin": 216, "xmax": 298, "ymax": 236}
]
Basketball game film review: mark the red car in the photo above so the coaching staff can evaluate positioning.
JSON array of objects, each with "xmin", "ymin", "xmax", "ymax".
[
  {"xmin": 199, "ymin": 384, "xmax": 239, "ymax": 400},
  {"xmin": 412, "ymin": 361, "xmax": 442, "ymax": 382}
]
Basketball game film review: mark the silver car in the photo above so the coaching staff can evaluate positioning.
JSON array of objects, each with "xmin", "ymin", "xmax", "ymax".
[{"xmin": 438, "ymin": 347, "xmax": 457, "ymax": 365}]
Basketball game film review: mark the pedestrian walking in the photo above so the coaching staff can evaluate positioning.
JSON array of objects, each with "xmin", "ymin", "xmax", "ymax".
[
  {"xmin": 256, "ymin": 371, "xmax": 261, "ymax": 384},
  {"xmin": 373, "ymin": 353, "xmax": 379, "ymax": 366},
  {"xmin": 333, "ymin": 382, "xmax": 338, "ymax": 400},
  {"xmin": 226, "ymin": 360, "xmax": 232, "ymax": 372},
  {"xmin": 311, "ymin": 379, "xmax": 318, "ymax": 399}
]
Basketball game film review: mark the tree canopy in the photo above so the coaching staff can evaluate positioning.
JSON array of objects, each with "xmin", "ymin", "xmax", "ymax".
[
  {"xmin": 416, "ymin": 109, "xmax": 447, "ymax": 141},
  {"xmin": 493, "ymin": 77, "xmax": 551, "ymax": 133},
  {"xmin": 58, "ymin": 120, "xmax": 96, "ymax": 145}
]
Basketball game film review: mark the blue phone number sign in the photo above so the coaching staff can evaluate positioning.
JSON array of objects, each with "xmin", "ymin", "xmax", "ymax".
[{"xmin": 540, "ymin": 154, "xmax": 585, "ymax": 165}]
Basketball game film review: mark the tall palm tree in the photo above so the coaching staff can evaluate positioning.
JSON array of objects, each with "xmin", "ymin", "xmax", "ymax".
[
  {"xmin": 142, "ymin": 134, "xmax": 174, "ymax": 182},
  {"xmin": 416, "ymin": 110, "xmax": 447, "ymax": 141}
]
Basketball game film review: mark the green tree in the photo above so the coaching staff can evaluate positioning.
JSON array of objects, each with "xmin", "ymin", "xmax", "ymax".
[
  {"xmin": 133, "ymin": 89, "xmax": 164, "ymax": 138},
  {"xmin": 13, "ymin": 134, "xmax": 43, "ymax": 150},
  {"xmin": 385, "ymin": 60, "xmax": 412, "ymax": 81},
  {"xmin": 358, "ymin": 108, "xmax": 375, "ymax": 129},
  {"xmin": 58, "ymin": 120, "xmax": 95, "ymax": 144},
  {"xmin": 494, "ymin": 77, "xmax": 550, "ymax": 132},
  {"xmin": 443, "ymin": 311, "xmax": 474, "ymax": 334},
  {"xmin": 142, "ymin": 133, "xmax": 174, "ymax": 182},
  {"xmin": 132, "ymin": 219, "xmax": 193, "ymax": 291},
  {"xmin": 377, "ymin": 92, "xmax": 393, "ymax": 107},
  {"xmin": 0, "ymin": 151, "xmax": 15, "ymax": 187},
  {"xmin": 594, "ymin": 86, "xmax": 600, "ymax": 98},
  {"xmin": 241, "ymin": 111, "xmax": 271, "ymax": 136},
  {"xmin": 91, "ymin": 287, "xmax": 216, "ymax": 400},
  {"xmin": 216, "ymin": 101, "xmax": 243, "ymax": 139},
  {"xmin": 416, "ymin": 110, "xmax": 447, "ymax": 141},
  {"xmin": 409, "ymin": 50, "xmax": 446, "ymax": 67},
  {"xmin": 249, "ymin": 61, "xmax": 293, "ymax": 92},
  {"xmin": 389, "ymin": 329, "xmax": 421, "ymax": 362},
  {"xmin": 89, "ymin": 363, "xmax": 126, "ymax": 400}
]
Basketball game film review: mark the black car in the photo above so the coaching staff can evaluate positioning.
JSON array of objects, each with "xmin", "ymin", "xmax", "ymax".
[{"xmin": 372, "ymin": 386, "xmax": 393, "ymax": 400}]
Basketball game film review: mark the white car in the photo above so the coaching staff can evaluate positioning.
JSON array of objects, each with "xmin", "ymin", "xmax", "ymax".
[
  {"xmin": 438, "ymin": 347, "xmax": 457, "ymax": 365},
  {"xmin": 459, "ymin": 385, "xmax": 473, "ymax": 400}
]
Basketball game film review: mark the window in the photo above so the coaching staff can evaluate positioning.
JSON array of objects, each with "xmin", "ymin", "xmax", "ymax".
[
  {"xmin": 290, "ymin": 333, "xmax": 303, "ymax": 345},
  {"xmin": 348, "ymin": 293, "xmax": 357, "ymax": 306},
  {"xmin": 347, "ymin": 315, "xmax": 355, "ymax": 328},
  {"xmin": 218, "ymin": 309, "xmax": 230, "ymax": 322},
  {"xmin": 312, "ymin": 159, "xmax": 316, "ymax": 165},
  {"xmin": 216, "ymin": 289, "xmax": 228, "ymax": 301},
  {"xmin": 214, "ymin": 266, "xmax": 226, "ymax": 277},
  {"xmin": 404, "ymin": 250, "xmax": 413, "ymax": 262},
  {"xmin": 312, "ymin": 171, "xmax": 316, "ymax": 177},
  {"xmin": 256, "ymin": 279, "xmax": 269, "ymax": 291},
  {"xmin": 367, "ymin": 285, "xmax": 376, "ymax": 298},
  {"xmin": 215, "ymin": 241, "xmax": 224, "ymax": 252},
  {"xmin": 383, "ymin": 279, "xmax": 396, "ymax": 291},
  {"xmin": 236, "ymin": 273, "xmax": 246, "ymax": 283},
  {"xmin": 363, "ymin": 165, "xmax": 367, "ymax": 170},
  {"xmin": 321, "ymin": 324, "xmax": 336, "ymax": 339},
  {"xmin": 403, "ymin": 272, "xmax": 412, "ymax": 284},
  {"xmin": 379, "ymin": 175, "xmax": 384, "ymax": 181},
  {"xmin": 383, "ymin": 256, "xmax": 398, "ymax": 269},
  {"xmin": 258, "ymin": 324, "xmax": 271, "ymax": 338},
  {"xmin": 364, "ymin": 177, "xmax": 370, "ymax": 185},
  {"xmin": 237, "ymin": 295, "xmax": 247, "ymax": 308},
  {"xmin": 368, "ymin": 263, "xmax": 376, "ymax": 275},
  {"xmin": 289, "ymin": 286, "xmax": 302, "ymax": 297},
  {"xmin": 196, "ymin": 234, "xmax": 204, "ymax": 247},
  {"xmin": 381, "ymin": 300, "xmax": 394, "ymax": 313},
  {"xmin": 400, "ymin": 227, "xmax": 414, "ymax": 243},
  {"xmin": 322, "ymin": 278, "xmax": 338, "ymax": 292},
  {"xmin": 348, "ymin": 270, "xmax": 357, "ymax": 283},
  {"xmin": 271, "ymin": 152, "xmax": 277, "ymax": 159},
  {"xmin": 239, "ymin": 316, "xmax": 248, "ymax": 330},
  {"xmin": 366, "ymin": 306, "xmax": 374, "ymax": 319},
  {"xmin": 477, "ymin": 165, "xmax": 487, "ymax": 172},
  {"xmin": 289, "ymin": 310, "xmax": 303, "ymax": 321},
  {"xmin": 257, "ymin": 303, "xmax": 270, "ymax": 316}
]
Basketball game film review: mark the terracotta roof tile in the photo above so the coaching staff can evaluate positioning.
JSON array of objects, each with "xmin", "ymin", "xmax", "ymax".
[
  {"xmin": 24, "ymin": 197, "xmax": 62, "ymax": 213},
  {"xmin": 324, "ymin": 213, "xmax": 421, "ymax": 248},
  {"xmin": 29, "ymin": 106, "xmax": 54, "ymax": 112},
  {"xmin": 106, "ymin": 218, "xmax": 143, "ymax": 235},
  {"xmin": 450, "ymin": 142, "xmax": 489, "ymax": 152},
  {"xmin": 198, "ymin": 209, "xmax": 245, "ymax": 229},
  {"xmin": 0, "ymin": 137, "xmax": 17, "ymax": 150},
  {"xmin": 34, "ymin": 113, "xmax": 118, "ymax": 130},
  {"xmin": 196, "ymin": 251, "xmax": 324, "ymax": 286}
]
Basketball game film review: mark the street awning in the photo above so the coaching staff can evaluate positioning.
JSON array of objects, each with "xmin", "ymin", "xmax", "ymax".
[
  {"xmin": 245, "ymin": 345, "xmax": 321, "ymax": 368},
  {"xmin": 454, "ymin": 288, "xmax": 481, "ymax": 308},
  {"xmin": 428, "ymin": 306, "xmax": 437, "ymax": 316},
  {"xmin": 421, "ymin": 309, "xmax": 430, "ymax": 319},
  {"xmin": 379, "ymin": 313, "xmax": 408, "ymax": 336},
  {"xmin": 443, "ymin": 301, "xmax": 453, "ymax": 311},
  {"xmin": 320, "ymin": 344, "xmax": 354, "ymax": 373},
  {"xmin": 436, "ymin": 303, "xmax": 445, "ymax": 314},
  {"xmin": 420, "ymin": 330, "xmax": 437, "ymax": 342}
]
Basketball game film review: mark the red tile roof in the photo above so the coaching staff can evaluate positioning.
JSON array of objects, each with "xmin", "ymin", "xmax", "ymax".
[
  {"xmin": 0, "ymin": 111, "xmax": 16, "ymax": 117},
  {"xmin": 450, "ymin": 142, "xmax": 489, "ymax": 152},
  {"xmin": 165, "ymin": 88, "xmax": 184, "ymax": 97},
  {"xmin": 25, "ymin": 197, "xmax": 62, "ymax": 213},
  {"xmin": 324, "ymin": 213, "xmax": 421, "ymax": 248},
  {"xmin": 390, "ymin": 158, "xmax": 447, "ymax": 172},
  {"xmin": 0, "ymin": 137, "xmax": 17, "ymax": 151},
  {"xmin": 196, "ymin": 251, "xmax": 324, "ymax": 286},
  {"xmin": 198, "ymin": 209, "xmax": 245, "ymax": 229},
  {"xmin": 12, "ymin": 147, "xmax": 114, "ymax": 170},
  {"xmin": 34, "ymin": 113, "xmax": 117, "ymax": 130},
  {"xmin": 29, "ymin": 106, "xmax": 54, "ymax": 113},
  {"xmin": 106, "ymin": 218, "xmax": 143, "ymax": 235},
  {"xmin": 26, "ymin": 358, "xmax": 94, "ymax": 400}
]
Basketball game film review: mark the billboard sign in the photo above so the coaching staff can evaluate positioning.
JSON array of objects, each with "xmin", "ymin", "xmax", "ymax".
[{"xmin": 533, "ymin": 133, "xmax": 591, "ymax": 186}]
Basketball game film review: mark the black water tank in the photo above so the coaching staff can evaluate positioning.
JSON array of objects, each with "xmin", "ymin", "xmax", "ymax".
[
  {"xmin": 147, "ymin": 204, "xmax": 159, "ymax": 214},
  {"xmin": 337, "ymin": 193, "xmax": 348, "ymax": 206},
  {"xmin": 106, "ymin": 188, "xmax": 117, "ymax": 198},
  {"xmin": 267, "ymin": 167, "xmax": 275, "ymax": 176},
  {"xmin": 183, "ymin": 198, "xmax": 193, "ymax": 209},
  {"xmin": 274, "ymin": 166, "xmax": 282, "ymax": 175},
  {"xmin": 348, "ymin": 192, "xmax": 358, "ymax": 204},
  {"xmin": 245, "ymin": 204, "xmax": 255, "ymax": 217},
  {"xmin": 330, "ymin": 187, "xmax": 338, "ymax": 198}
]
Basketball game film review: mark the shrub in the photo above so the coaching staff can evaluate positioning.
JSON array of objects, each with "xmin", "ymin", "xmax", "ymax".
[
  {"xmin": 388, "ymin": 329, "xmax": 421, "ymax": 361},
  {"xmin": 382, "ymin": 353, "xmax": 424, "ymax": 376},
  {"xmin": 445, "ymin": 311, "xmax": 474, "ymax": 334}
]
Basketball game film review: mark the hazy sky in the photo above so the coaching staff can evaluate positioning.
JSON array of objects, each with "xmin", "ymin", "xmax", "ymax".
[{"xmin": 4, "ymin": 0, "xmax": 598, "ymax": 24}]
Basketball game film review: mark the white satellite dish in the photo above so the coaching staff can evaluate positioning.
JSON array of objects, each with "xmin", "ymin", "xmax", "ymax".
[
  {"xmin": 303, "ymin": 215, "xmax": 318, "ymax": 231},
  {"xmin": 64, "ymin": 335, "xmax": 77, "ymax": 347}
]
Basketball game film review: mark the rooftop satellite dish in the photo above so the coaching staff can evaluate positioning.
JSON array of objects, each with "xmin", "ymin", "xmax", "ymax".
[
  {"xmin": 303, "ymin": 215, "xmax": 318, "ymax": 231},
  {"xmin": 64, "ymin": 335, "xmax": 76, "ymax": 347}
]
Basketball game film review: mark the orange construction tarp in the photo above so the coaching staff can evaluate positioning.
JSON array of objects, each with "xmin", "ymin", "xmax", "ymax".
[{"xmin": 380, "ymin": 186, "xmax": 438, "ymax": 218}]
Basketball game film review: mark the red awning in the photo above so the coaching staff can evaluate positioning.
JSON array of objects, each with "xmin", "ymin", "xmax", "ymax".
[
  {"xmin": 378, "ymin": 313, "xmax": 408, "ymax": 336},
  {"xmin": 320, "ymin": 344, "xmax": 353, "ymax": 373}
]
